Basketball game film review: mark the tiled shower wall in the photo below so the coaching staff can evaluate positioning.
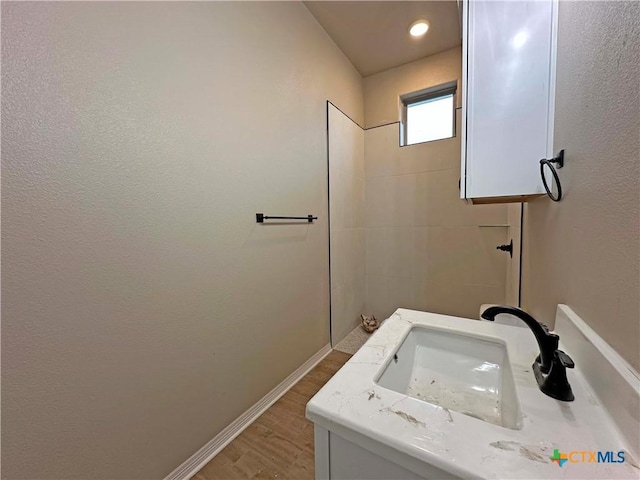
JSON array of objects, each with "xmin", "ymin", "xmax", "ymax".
[
  {"xmin": 329, "ymin": 104, "xmax": 522, "ymax": 337},
  {"xmin": 363, "ymin": 113, "xmax": 517, "ymax": 321},
  {"xmin": 328, "ymin": 104, "xmax": 366, "ymax": 344},
  {"xmin": 506, "ymin": 204, "xmax": 522, "ymax": 307}
]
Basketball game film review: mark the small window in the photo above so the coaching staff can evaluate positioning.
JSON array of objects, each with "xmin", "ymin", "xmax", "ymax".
[{"xmin": 401, "ymin": 82, "xmax": 457, "ymax": 146}]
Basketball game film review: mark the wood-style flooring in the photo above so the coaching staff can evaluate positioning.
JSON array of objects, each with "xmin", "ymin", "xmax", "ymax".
[{"xmin": 194, "ymin": 350, "xmax": 352, "ymax": 480}]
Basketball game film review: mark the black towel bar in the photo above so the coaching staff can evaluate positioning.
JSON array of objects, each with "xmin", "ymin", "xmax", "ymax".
[{"xmin": 256, "ymin": 213, "xmax": 317, "ymax": 223}]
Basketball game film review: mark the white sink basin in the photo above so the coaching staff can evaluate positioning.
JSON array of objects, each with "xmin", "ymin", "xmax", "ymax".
[{"xmin": 376, "ymin": 326, "xmax": 521, "ymax": 429}]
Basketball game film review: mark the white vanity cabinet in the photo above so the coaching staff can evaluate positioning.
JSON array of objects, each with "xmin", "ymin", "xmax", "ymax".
[
  {"xmin": 306, "ymin": 308, "xmax": 640, "ymax": 480},
  {"xmin": 313, "ymin": 427, "xmax": 458, "ymax": 480},
  {"xmin": 461, "ymin": 0, "xmax": 558, "ymax": 203}
]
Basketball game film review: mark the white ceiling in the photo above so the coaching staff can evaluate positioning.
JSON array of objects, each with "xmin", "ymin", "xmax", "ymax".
[{"xmin": 304, "ymin": 1, "xmax": 462, "ymax": 77}]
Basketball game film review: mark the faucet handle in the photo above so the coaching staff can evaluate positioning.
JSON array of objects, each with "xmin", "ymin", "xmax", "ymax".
[
  {"xmin": 539, "ymin": 349, "xmax": 576, "ymax": 401},
  {"xmin": 557, "ymin": 350, "xmax": 574, "ymax": 369}
]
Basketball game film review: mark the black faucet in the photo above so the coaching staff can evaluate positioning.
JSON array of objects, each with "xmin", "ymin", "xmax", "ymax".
[
  {"xmin": 481, "ymin": 306, "xmax": 558, "ymax": 373},
  {"xmin": 481, "ymin": 305, "xmax": 574, "ymax": 402}
]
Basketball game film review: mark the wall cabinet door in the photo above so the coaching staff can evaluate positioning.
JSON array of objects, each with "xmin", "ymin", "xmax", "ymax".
[{"xmin": 461, "ymin": 0, "xmax": 558, "ymax": 203}]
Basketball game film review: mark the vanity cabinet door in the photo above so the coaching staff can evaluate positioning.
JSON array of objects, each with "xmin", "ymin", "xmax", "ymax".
[{"xmin": 461, "ymin": 0, "xmax": 558, "ymax": 203}]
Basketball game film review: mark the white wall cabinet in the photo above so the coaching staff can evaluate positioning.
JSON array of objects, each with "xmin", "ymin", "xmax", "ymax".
[{"xmin": 461, "ymin": 0, "xmax": 558, "ymax": 203}]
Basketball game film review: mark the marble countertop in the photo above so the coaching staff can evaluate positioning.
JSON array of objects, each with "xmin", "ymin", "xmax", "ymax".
[{"xmin": 306, "ymin": 308, "xmax": 639, "ymax": 479}]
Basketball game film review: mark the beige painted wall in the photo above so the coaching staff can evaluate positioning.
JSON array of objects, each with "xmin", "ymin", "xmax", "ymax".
[
  {"xmin": 363, "ymin": 46, "xmax": 462, "ymax": 128},
  {"xmin": 328, "ymin": 104, "xmax": 366, "ymax": 344},
  {"xmin": 523, "ymin": 1, "xmax": 639, "ymax": 371},
  {"xmin": 1, "ymin": 2, "xmax": 362, "ymax": 478}
]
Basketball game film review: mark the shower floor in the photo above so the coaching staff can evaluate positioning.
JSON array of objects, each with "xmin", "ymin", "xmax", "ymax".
[{"xmin": 333, "ymin": 324, "xmax": 378, "ymax": 355}]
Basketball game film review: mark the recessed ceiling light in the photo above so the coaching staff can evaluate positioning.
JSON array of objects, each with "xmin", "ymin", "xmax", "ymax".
[{"xmin": 409, "ymin": 20, "xmax": 429, "ymax": 37}]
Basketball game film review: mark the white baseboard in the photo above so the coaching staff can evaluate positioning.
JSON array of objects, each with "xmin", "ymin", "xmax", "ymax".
[{"xmin": 164, "ymin": 343, "xmax": 333, "ymax": 480}]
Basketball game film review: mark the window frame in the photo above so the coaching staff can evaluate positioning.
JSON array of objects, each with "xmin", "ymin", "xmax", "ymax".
[{"xmin": 400, "ymin": 81, "xmax": 458, "ymax": 146}]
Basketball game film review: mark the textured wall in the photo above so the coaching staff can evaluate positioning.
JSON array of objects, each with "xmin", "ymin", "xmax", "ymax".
[
  {"xmin": 1, "ymin": 2, "xmax": 362, "ymax": 478},
  {"xmin": 363, "ymin": 46, "xmax": 462, "ymax": 128},
  {"xmin": 523, "ymin": 1, "xmax": 640, "ymax": 371},
  {"xmin": 328, "ymin": 104, "xmax": 366, "ymax": 344}
]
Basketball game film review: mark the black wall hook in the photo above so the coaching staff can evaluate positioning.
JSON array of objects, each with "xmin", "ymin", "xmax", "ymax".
[{"xmin": 496, "ymin": 239, "xmax": 513, "ymax": 257}]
